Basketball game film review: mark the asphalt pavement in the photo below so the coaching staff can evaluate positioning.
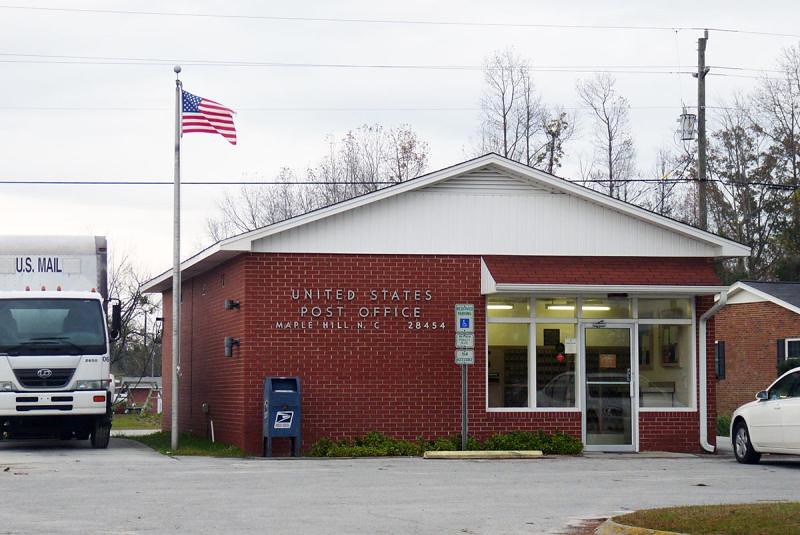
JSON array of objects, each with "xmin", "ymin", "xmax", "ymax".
[{"xmin": 0, "ymin": 438, "xmax": 798, "ymax": 534}]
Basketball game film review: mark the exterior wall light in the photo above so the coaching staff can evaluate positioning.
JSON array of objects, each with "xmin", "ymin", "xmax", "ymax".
[
  {"xmin": 224, "ymin": 299, "xmax": 240, "ymax": 310},
  {"xmin": 224, "ymin": 336, "xmax": 240, "ymax": 357}
]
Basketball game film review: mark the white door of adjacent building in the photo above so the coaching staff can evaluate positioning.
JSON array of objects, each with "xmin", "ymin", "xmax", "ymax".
[{"xmin": 582, "ymin": 324, "xmax": 637, "ymax": 452}]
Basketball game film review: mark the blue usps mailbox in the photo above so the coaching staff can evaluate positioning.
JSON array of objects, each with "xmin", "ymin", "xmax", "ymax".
[{"xmin": 262, "ymin": 376, "xmax": 302, "ymax": 457}]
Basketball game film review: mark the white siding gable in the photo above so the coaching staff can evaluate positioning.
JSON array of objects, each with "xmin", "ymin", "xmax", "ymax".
[
  {"xmin": 143, "ymin": 156, "xmax": 750, "ymax": 293},
  {"xmin": 251, "ymin": 166, "xmax": 718, "ymax": 257}
]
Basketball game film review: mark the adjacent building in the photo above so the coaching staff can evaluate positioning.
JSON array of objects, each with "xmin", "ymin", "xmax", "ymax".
[
  {"xmin": 716, "ymin": 281, "xmax": 800, "ymax": 416},
  {"xmin": 142, "ymin": 154, "xmax": 750, "ymax": 455}
]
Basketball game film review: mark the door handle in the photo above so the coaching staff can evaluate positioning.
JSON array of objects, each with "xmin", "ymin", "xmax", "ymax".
[{"xmin": 627, "ymin": 368, "xmax": 634, "ymax": 398}]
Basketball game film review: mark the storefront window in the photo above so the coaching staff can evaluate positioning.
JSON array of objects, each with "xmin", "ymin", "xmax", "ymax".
[
  {"xmin": 638, "ymin": 324, "xmax": 692, "ymax": 408},
  {"xmin": 580, "ymin": 297, "xmax": 631, "ymax": 319},
  {"xmin": 487, "ymin": 296, "xmax": 530, "ymax": 319},
  {"xmin": 535, "ymin": 323, "xmax": 577, "ymax": 407},
  {"xmin": 638, "ymin": 298, "xmax": 692, "ymax": 319},
  {"xmin": 488, "ymin": 323, "xmax": 529, "ymax": 407},
  {"xmin": 535, "ymin": 298, "xmax": 577, "ymax": 319}
]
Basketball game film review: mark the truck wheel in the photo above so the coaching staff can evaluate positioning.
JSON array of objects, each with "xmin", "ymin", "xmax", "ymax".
[{"xmin": 90, "ymin": 419, "xmax": 111, "ymax": 449}]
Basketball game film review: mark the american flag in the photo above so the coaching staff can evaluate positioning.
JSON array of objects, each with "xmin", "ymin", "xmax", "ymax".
[{"xmin": 181, "ymin": 89, "xmax": 237, "ymax": 145}]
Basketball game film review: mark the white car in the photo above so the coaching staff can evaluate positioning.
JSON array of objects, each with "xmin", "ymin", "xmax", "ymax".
[{"xmin": 731, "ymin": 366, "xmax": 800, "ymax": 464}]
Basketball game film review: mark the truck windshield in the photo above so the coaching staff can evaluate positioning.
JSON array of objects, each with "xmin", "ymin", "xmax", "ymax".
[{"xmin": 0, "ymin": 299, "xmax": 106, "ymax": 356}]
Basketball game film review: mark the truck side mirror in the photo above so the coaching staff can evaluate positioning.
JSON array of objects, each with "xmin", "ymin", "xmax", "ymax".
[{"xmin": 110, "ymin": 302, "xmax": 122, "ymax": 340}]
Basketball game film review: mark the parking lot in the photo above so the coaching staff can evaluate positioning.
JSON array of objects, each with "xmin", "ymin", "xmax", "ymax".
[{"xmin": 1, "ymin": 438, "xmax": 799, "ymax": 535}]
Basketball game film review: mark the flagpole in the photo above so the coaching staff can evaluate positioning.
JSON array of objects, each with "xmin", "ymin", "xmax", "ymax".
[{"xmin": 171, "ymin": 65, "xmax": 182, "ymax": 451}]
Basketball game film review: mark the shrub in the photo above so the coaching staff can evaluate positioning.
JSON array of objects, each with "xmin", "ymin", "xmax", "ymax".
[
  {"xmin": 716, "ymin": 415, "xmax": 732, "ymax": 437},
  {"xmin": 307, "ymin": 430, "xmax": 583, "ymax": 457},
  {"xmin": 482, "ymin": 431, "xmax": 583, "ymax": 455}
]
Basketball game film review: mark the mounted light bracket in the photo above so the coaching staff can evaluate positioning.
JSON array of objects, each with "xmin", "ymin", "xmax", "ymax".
[{"xmin": 224, "ymin": 336, "xmax": 240, "ymax": 357}]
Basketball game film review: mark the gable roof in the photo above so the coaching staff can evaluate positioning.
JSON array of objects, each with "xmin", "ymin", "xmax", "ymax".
[
  {"xmin": 142, "ymin": 153, "xmax": 751, "ymax": 293},
  {"xmin": 728, "ymin": 281, "xmax": 800, "ymax": 315}
]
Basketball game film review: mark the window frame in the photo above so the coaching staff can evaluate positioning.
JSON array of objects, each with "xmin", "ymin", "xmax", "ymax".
[
  {"xmin": 786, "ymin": 338, "xmax": 800, "ymax": 360},
  {"xmin": 485, "ymin": 295, "xmax": 697, "ymax": 413}
]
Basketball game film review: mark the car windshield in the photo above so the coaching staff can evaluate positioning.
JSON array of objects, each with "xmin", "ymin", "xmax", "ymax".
[{"xmin": 0, "ymin": 298, "xmax": 106, "ymax": 355}]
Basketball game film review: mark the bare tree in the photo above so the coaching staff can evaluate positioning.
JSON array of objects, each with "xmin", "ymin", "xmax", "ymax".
[
  {"xmin": 108, "ymin": 253, "xmax": 160, "ymax": 374},
  {"xmin": 480, "ymin": 49, "xmax": 527, "ymax": 159},
  {"xmin": 385, "ymin": 125, "xmax": 429, "ymax": 182},
  {"xmin": 646, "ymin": 148, "xmax": 686, "ymax": 217},
  {"xmin": 206, "ymin": 124, "xmax": 429, "ymax": 240},
  {"xmin": 478, "ymin": 49, "xmax": 573, "ymax": 172},
  {"xmin": 576, "ymin": 73, "xmax": 640, "ymax": 201},
  {"xmin": 206, "ymin": 168, "xmax": 316, "ymax": 241}
]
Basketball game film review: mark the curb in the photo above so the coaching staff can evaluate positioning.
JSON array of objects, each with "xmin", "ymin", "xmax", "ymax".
[
  {"xmin": 595, "ymin": 519, "xmax": 686, "ymax": 535},
  {"xmin": 423, "ymin": 450, "xmax": 543, "ymax": 459}
]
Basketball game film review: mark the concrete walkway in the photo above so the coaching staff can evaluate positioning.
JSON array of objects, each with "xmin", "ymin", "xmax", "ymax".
[{"xmin": 1, "ymin": 439, "xmax": 798, "ymax": 534}]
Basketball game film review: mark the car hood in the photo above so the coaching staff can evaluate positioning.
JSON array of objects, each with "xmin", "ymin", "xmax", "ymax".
[{"xmin": 733, "ymin": 399, "xmax": 761, "ymax": 415}]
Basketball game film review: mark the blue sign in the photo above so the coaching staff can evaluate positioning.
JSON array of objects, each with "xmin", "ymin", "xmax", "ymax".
[{"xmin": 455, "ymin": 304, "xmax": 475, "ymax": 334}]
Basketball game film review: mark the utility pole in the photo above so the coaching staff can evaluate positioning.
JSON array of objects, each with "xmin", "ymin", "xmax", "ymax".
[{"xmin": 696, "ymin": 30, "xmax": 710, "ymax": 230}]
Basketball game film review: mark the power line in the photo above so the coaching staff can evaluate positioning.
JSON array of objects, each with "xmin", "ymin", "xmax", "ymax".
[
  {"xmin": 2, "ymin": 5, "xmax": 799, "ymax": 38},
  {"xmin": 0, "ymin": 53, "xmax": 783, "ymax": 73},
  {"xmin": 0, "ymin": 180, "xmax": 399, "ymax": 185},
  {"xmin": 0, "ymin": 57, "xmax": 696, "ymax": 74},
  {"xmin": 0, "ymin": 178, "xmax": 795, "ymax": 191},
  {"xmin": 0, "ymin": 104, "xmax": 739, "ymax": 112},
  {"xmin": 0, "ymin": 53, "xmax": 784, "ymax": 80}
]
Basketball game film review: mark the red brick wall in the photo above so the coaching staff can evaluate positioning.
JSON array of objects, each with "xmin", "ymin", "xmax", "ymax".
[
  {"xmin": 161, "ymin": 255, "xmax": 248, "ymax": 447},
  {"xmin": 715, "ymin": 301, "xmax": 800, "ymax": 416},
  {"xmin": 161, "ymin": 253, "xmax": 719, "ymax": 455},
  {"xmin": 483, "ymin": 256, "xmax": 720, "ymax": 285}
]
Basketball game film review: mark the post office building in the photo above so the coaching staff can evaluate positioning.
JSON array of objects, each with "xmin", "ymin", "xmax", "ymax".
[{"xmin": 142, "ymin": 154, "xmax": 750, "ymax": 455}]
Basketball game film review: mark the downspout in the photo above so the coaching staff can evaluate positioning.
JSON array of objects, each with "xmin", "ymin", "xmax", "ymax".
[{"xmin": 699, "ymin": 291, "xmax": 727, "ymax": 453}]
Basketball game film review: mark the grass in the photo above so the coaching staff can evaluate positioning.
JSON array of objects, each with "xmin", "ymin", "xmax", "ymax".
[
  {"xmin": 716, "ymin": 414, "xmax": 731, "ymax": 437},
  {"xmin": 112, "ymin": 412, "xmax": 162, "ymax": 430},
  {"xmin": 130, "ymin": 431, "xmax": 247, "ymax": 458},
  {"xmin": 615, "ymin": 502, "xmax": 800, "ymax": 535}
]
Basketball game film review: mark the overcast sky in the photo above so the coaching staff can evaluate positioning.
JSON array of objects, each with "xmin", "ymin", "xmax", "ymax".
[{"xmin": 1, "ymin": 1, "xmax": 798, "ymax": 278}]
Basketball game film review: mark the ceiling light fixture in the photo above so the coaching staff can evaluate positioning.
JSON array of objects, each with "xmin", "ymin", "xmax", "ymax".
[
  {"xmin": 545, "ymin": 304, "xmax": 612, "ymax": 312},
  {"xmin": 546, "ymin": 304, "xmax": 575, "ymax": 311},
  {"xmin": 487, "ymin": 304, "xmax": 514, "ymax": 310}
]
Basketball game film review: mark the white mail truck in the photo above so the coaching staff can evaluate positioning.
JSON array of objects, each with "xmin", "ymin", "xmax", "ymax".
[{"xmin": 0, "ymin": 236, "xmax": 120, "ymax": 448}]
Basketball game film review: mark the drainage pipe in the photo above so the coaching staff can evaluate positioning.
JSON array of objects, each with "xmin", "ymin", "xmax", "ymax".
[{"xmin": 699, "ymin": 291, "xmax": 727, "ymax": 453}]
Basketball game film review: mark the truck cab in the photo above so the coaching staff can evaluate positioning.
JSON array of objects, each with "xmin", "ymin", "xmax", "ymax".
[{"xmin": 0, "ymin": 236, "xmax": 119, "ymax": 448}]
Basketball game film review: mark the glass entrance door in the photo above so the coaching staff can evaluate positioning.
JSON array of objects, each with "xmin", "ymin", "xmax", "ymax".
[{"xmin": 582, "ymin": 324, "xmax": 637, "ymax": 451}]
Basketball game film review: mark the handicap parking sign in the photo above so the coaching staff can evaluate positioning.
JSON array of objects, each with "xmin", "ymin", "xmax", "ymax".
[{"xmin": 455, "ymin": 304, "xmax": 474, "ymax": 333}]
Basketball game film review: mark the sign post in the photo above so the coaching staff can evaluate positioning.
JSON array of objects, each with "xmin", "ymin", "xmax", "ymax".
[{"xmin": 454, "ymin": 304, "xmax": 475, "ymax": 451}]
